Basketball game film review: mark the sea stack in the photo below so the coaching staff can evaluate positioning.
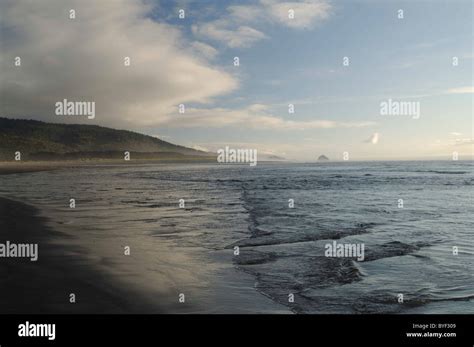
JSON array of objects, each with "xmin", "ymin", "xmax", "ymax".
[{"xmin": 318, "ymin": 155, "xmax": 329, "ymax": 161}]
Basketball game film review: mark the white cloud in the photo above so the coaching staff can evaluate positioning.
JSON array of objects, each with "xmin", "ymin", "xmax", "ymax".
[
  {"xmin": 193, "ymin": 0, "xmax": 331, "ymax": 48},
  {"xmin": 192, "ymin": 20, "xmax": 267, "ymax": 48},
  {"xmin": 454, "ymin": 138, "xmax": 474, "ymax": 146},
  {"xmin": 261, "ymin": 0, "xmax": 332, "ymax": 29},
  {"xmin": 445, "ymin": 86, "xmax": 474, "ymax": 94},
  {"xmin": 156, "ymin": 104, "xmax": 375, "ymax": 130},
  {"xmin": 0, "ymin": 0, "xmax": 237, "ymax": 128},
  {"xmin": 191, "ymin": 41, "xmax": 219, "ymax": 60}
]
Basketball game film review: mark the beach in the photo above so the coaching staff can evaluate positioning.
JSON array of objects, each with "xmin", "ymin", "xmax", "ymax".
[
  {"xmin": 0, "ymin": 164, "xmax": 289, "ymax": 314},
  {"xmin": 0, "ymin": 196, "xmax": 165, "ymax": 313},
  {"xmin": 0, "ymin": 161, "xmax": 472, "ymax": 314},
  {"xmin": 0, "ymin": 159, "xmax": 216, "ymax": 175}
]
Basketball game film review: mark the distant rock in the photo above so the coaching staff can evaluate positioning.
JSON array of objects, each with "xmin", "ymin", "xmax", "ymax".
[{"xmin": 318, "ymin": 155, "xmax": 329, "ymax": 161}]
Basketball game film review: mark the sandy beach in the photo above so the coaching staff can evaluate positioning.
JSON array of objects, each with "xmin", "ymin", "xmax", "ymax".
[
  {"xmin": 0, "ymin": 164, "xmax": 290, "ymax": 314},
  {"xmin": 0, "ymin": 196, "xmax": 169, "ymax": 313},
  {"xmin": 0, "ymin": 159, "xmax": 217, "ymax": 176},
  {"xmin": 0, "ymin": 164, "xmax": 184, "ymax": 313},
  {"xmin": 4, "ymin": 159, "xmax": 471, "ymax": 314}
]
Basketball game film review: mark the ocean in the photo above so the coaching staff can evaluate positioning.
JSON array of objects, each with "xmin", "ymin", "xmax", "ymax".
[{"xmin": 0, "ymin": 161, "xmax": 472, "ymax": 313}]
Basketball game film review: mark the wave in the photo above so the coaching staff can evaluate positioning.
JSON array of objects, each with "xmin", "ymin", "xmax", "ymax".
[
  {"xmin": 413, "ymin": 170, "xmax": 469, "ymax": 175},
  {"xmin": 363, "ymin": 241, "xmax": 429, "ymax": 262}
]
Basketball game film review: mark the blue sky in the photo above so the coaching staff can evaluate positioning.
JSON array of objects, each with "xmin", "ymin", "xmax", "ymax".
[{"xmin": 1, "ymin": 0, "xmax": 472, "ymax": 160}]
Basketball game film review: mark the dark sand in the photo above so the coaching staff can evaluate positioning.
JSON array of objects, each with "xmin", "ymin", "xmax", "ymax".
[
  {"xmin": 0, "ymin": 158, "xmax": 216, "ymax": 175},
  {"xmin": 0, "ymin": 163, "xmax": 290, "ymax": 314},
  {"xmin": 0, "ymin": 162, "xmax": 66, "ymax": 175},
  {"xmin": 0, "ymin": 196, "xmax": 289, "ymax": 314},
  {"xmin": 0, "ymin": 197, "xmax": 166, "ymax": 313}
]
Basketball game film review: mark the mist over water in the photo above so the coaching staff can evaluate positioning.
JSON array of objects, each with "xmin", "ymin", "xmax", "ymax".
[{"xmin": 0, "ymin": 161, "xmax": 472, "ymax": 313}]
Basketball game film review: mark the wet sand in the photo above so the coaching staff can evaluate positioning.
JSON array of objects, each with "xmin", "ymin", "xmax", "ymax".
[
  {"xmin": 0, "ymin": 196, "xmax": 173, "ymax": 313},
  {"xmin": 0, "ymin": 162, "xmax": 67, "ymax": 175},
  {"xmin": 0, "ymin": 158, "xmax": 216, "ymax": 176},
  {"xmin": 0, "ymin": 167, "xmax": 290, "ymax": 314}
]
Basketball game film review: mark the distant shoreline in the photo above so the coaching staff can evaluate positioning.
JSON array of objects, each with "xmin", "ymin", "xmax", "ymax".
[
  {"xmin": 0, "ymin": 158, "xmax": 471, "ymax": 176},
  {"xmin": 0, "ymin": 159, "xmax": 293, "ymax": 175},
  {"xmin": 0, "ymin": 158, "xmax": 218, "ymax": 175}
]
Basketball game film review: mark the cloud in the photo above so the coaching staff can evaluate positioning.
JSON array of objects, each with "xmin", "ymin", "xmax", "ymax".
[
  {"xmin": 192, "ymin": 0, "xmax": 331, "ymax": 48},
  {"xmin": 190, "ymin": 41, "xmax": 219, "ymax": 59},
  {"xmin": 0, "ymin": 0, "xmax": 365, "ymax": 133},
  {"xmin": 444, "ymin": 86, "xmax": 474, "ymax": 94},
  {"xmin": 156, "ymin": 104, "xmax": 375, "ymax": 130},
  {"xmin": 0, "ymin": 0, "xmax": 237, "ymax": 128},
  {"xmin": 192, "ymin": 20, "xmax": 267, "ymax": 48},
  {"xmin": 453, "ymin": 138, "xmax": 474, "ymax": 146},
  {"xmin": 365, "ymin": 133, "xmax": 379, "ymax": 144},
  {"xmin": 449, "ymin": 132, "xmax": 462, "ymax": 136},
  {"xmin": 228, "ymin": 5, "xmax": 263, "ymax": 22},
  {"xmin": 261, "ymin": 0, "xmax": 332, "ymax": 29}
]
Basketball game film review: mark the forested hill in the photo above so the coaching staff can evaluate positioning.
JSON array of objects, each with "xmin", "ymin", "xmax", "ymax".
[{"xmin": 0, "ymin": 117, "xmax": 212, "ymax": 161}]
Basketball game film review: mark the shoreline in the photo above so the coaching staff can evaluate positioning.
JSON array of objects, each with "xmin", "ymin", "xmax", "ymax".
[
  {"xmin": 0, "ymin": 159, "xmax": 218, "ymax": 175},
  {"xmin": 1, "ymin": 158, "xmax": 470, "ymax": 177},
  {"xmin": 0, "ymin": 171, "xmax": 290, "ymax": 313},
  {"xmin": 0, "ymin": 196, "xmax": 174, "ymax": 313}
]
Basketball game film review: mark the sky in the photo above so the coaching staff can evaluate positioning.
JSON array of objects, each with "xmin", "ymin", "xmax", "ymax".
[{"xmin": 0, "ymin": 0, "xmax": 472, "ymax": 160}]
